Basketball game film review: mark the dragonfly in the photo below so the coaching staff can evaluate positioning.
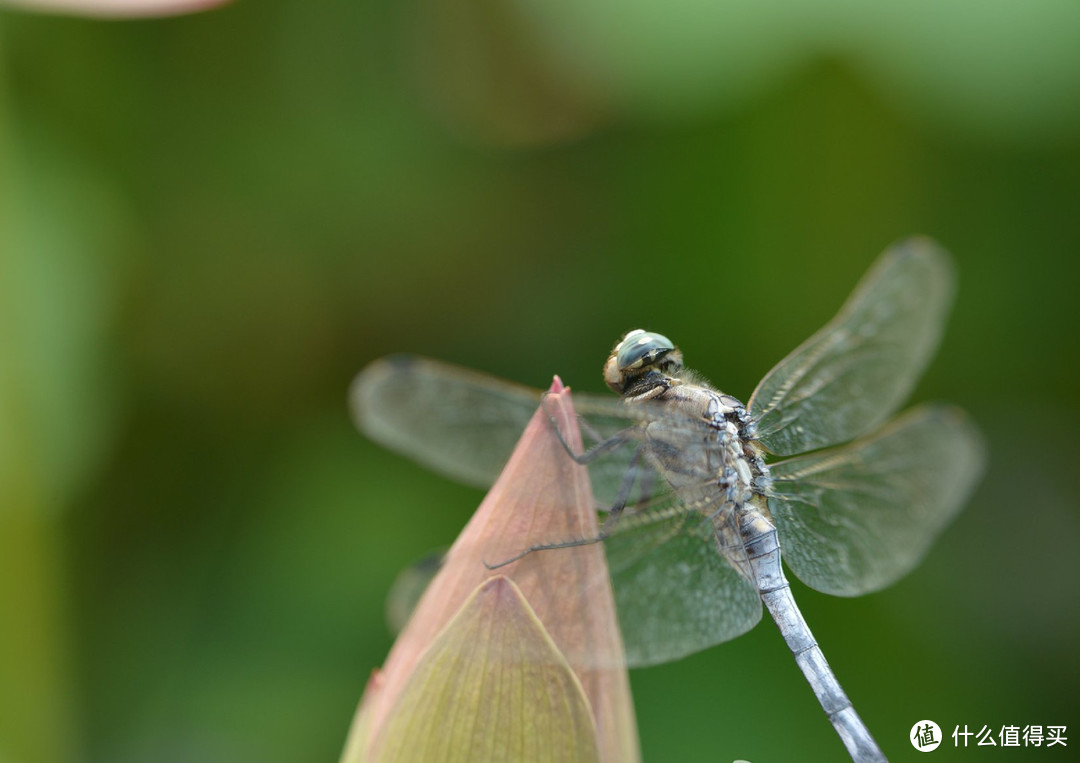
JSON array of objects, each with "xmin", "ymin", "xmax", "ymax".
[{"xmin": 351, "ymin": 238, "xmax": 986, "ymax": 762}]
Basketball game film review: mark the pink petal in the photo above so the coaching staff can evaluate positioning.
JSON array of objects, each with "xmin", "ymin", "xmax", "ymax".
[
  {"xmin": 357, "ymin": 380, "xmax": 639, "ymax": 763},
  {"xmin": 2, "ymin": 0, "xmax": 232, "ymax": 18}
]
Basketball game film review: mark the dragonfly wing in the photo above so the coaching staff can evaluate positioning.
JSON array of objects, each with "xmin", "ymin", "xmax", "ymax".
[
  {"xmin": 381, "ymin": 509, "xmax": 763, "ymax": 669},
  {"xmin": 767, "ymin": 403, "xmax": 986, "ymax": 596},
  {"xmin": 353, "ymin": 355, "xmax": 694, "ymax": 506},
  {"xmin": 385, "ymin": 549, "xmax": 446, "ymax": 634},
  {"xmin": 351, "ymin": 355, "xmax": 543, "ymax": 488},
  {"xmin": 749, "ymin": 238, "xmax": 955, "ymax": 456},
  {"xmin": 600, "ymin": 507, "xmax": 762, "ymax": 667}
]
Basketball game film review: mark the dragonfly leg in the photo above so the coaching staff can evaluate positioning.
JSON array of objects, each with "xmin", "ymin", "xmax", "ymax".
[
  {"xmin": 483, "ymin": 532, "xmax": 608, "ymax": 570},
  {"xmin": 485, "ymin": 452, "xmax": 659, "ymax": 570},
  {"xmin": 541, "ymin": 393, "xmax": 635, "ymax": 465},
  {"xmin": 601, "ymin": 445, "xmax": 647, "ymax": 523}
]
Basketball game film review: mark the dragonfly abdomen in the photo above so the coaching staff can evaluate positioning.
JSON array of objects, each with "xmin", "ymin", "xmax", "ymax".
[{"xmin": 739, "ymin": 506, "xmax": 887, "ymax": 761}]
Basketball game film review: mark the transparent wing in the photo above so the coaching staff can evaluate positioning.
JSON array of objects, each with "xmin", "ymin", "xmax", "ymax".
[
  {"xmin": 767, "ymin": 403, "xmax": 986, "ymax": 596},
  {"xmin": 600, "ymin": 507, "xmax": 762, "ymax": 667},
  {"xmin": 352, "ymin": 354, "xmax": 713, "ymax": 513},
  {"xmin": 749, "ymin": 238, "xmax": 955, "ymax": 456},
  {"xmin": 384, "ymin": 508, "xmax": 763, "ymax": 669},
  {"xmin": 385, "ymin": 550, "xmax": 445, "ymax": 634},
  {"xmin": 350, "ymin": 355, "xmax": 543, "ymax": 488}
]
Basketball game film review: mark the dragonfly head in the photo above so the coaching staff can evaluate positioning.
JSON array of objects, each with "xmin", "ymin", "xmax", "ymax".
[{"xmin": 604, "ymin": 329, "xmax": 684, "ymax": 396}]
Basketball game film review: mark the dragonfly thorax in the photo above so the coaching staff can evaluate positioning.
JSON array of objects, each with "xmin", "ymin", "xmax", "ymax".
[
  {"xmin": 631, "ymin": 377, "xmax": 772, "ymax": 517},
  {"xmin": 604, "ymin": 330, "xmax": 770, "ymax": 509}
]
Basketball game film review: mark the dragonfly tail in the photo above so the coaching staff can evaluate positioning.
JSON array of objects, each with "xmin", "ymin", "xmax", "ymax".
[{"xmin": 742, "ymin": 508, "xmax": 888, "ymax": 762}]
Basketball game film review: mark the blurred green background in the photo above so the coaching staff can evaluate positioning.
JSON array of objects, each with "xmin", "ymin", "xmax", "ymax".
[{"xmin": 1, "ymin": 1, "xmax": 1078, "ymax": 761}]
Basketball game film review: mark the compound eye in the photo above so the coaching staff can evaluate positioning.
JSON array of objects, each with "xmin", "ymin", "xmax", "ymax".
[{"xmin": 616, "ymin": 330, "xmax": 675, "ymax": 371}]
